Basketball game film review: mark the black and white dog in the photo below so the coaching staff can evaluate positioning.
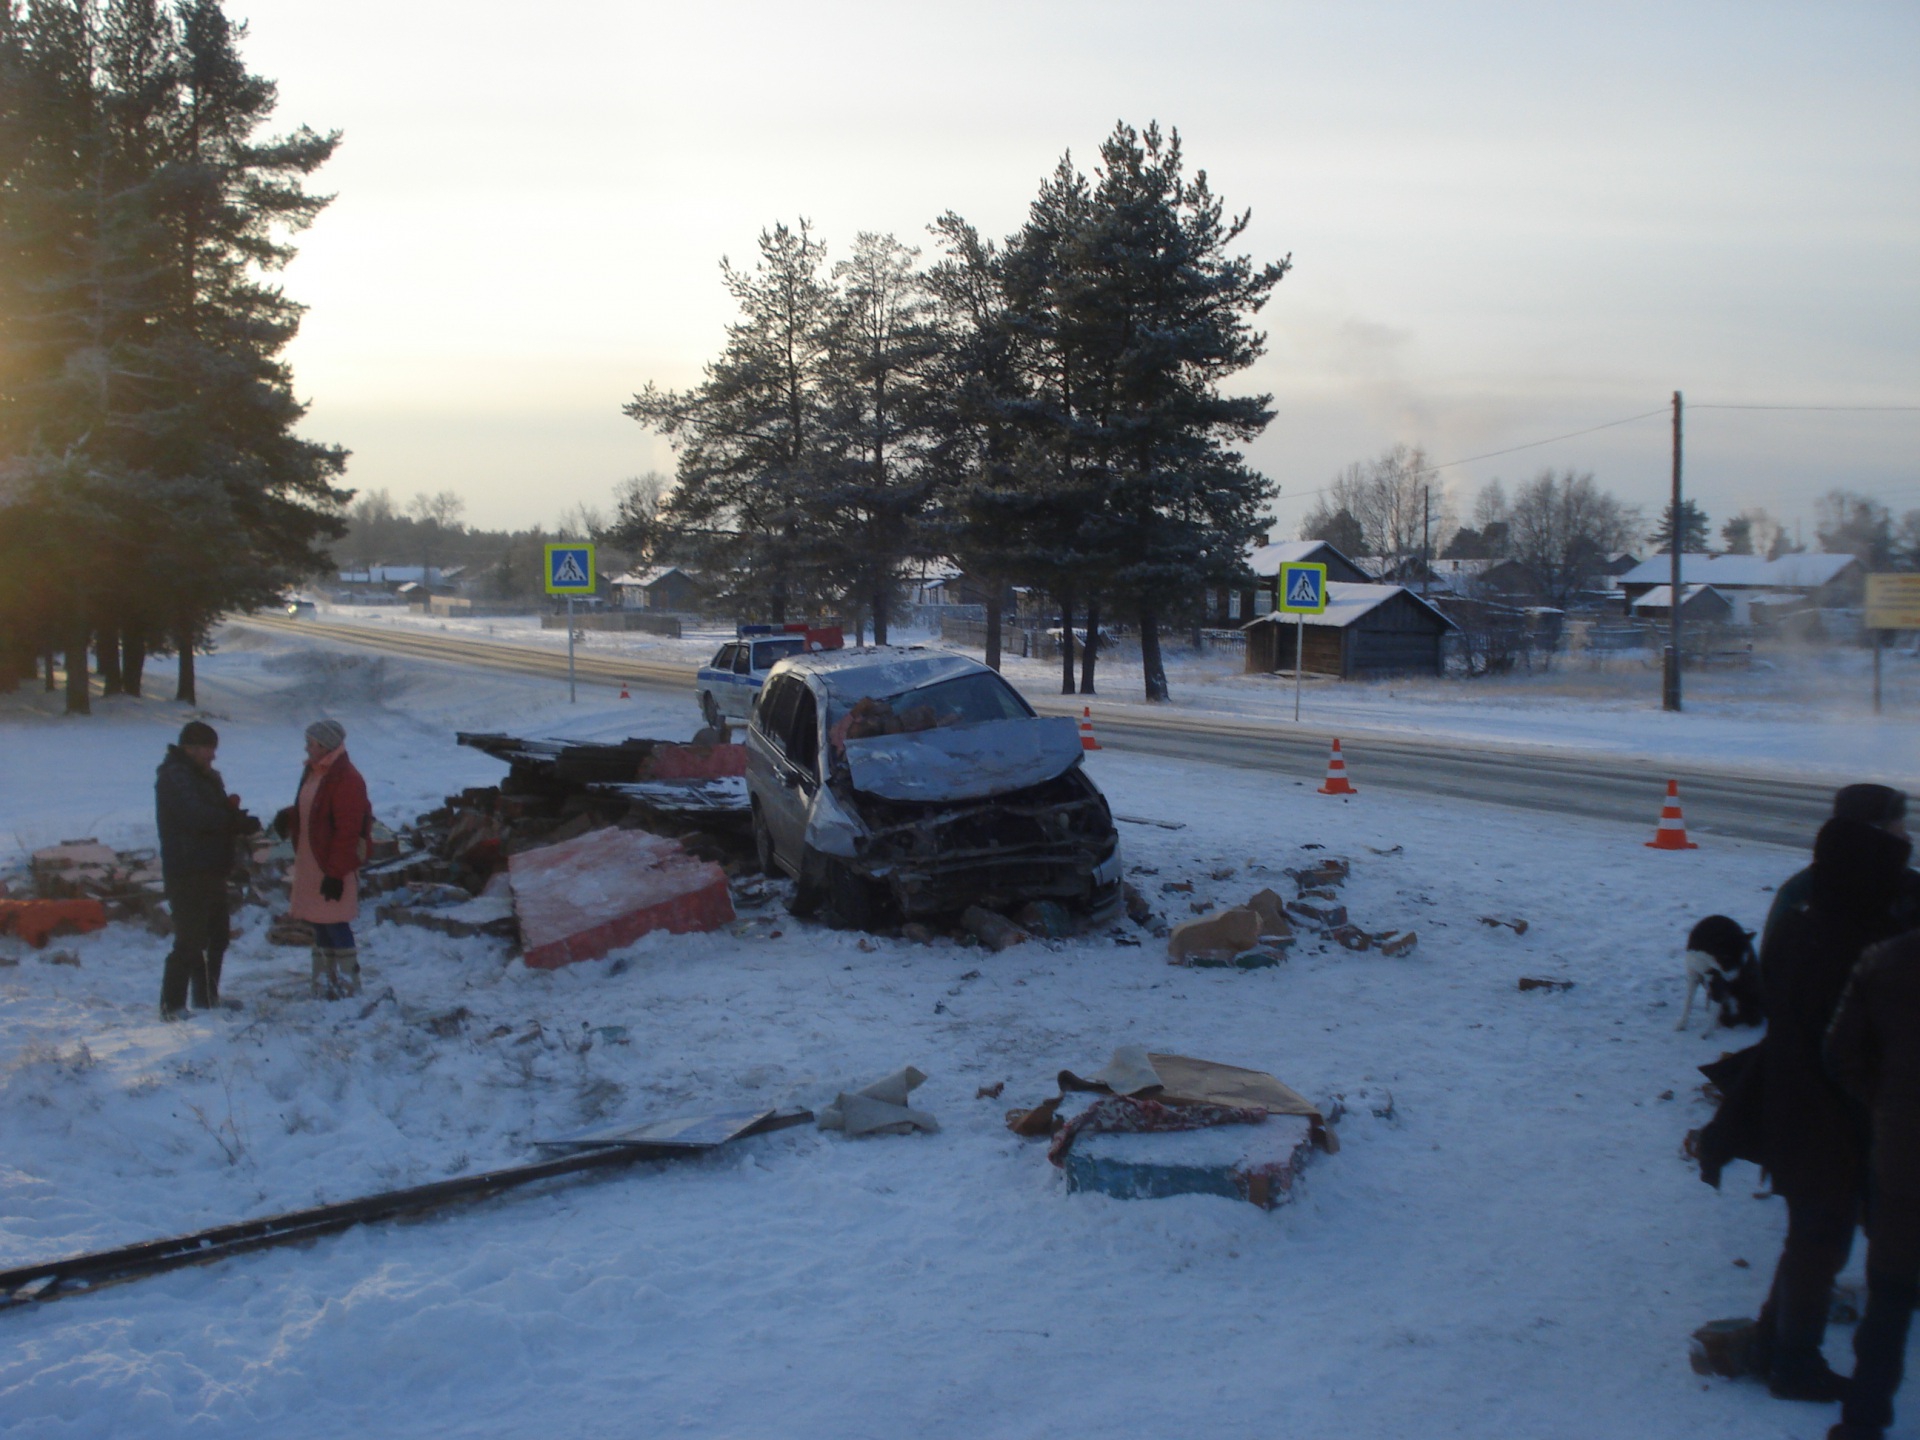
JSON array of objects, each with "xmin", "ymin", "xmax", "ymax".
[{"xmin": 1676, "ymin": 914, "xmax": 1764, "ymax": 1033}]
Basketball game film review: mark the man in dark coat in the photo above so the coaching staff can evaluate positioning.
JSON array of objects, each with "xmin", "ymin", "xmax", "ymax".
[
  {"xmin": 1752, "ymin": 816, "xmax": 1914, "ymax": 1401},
  {"xmin": 154, "ymin": 721, "xmax": 255, "ymax": 1017},
  {"xmin": 1763, "ymin": 784, "xmax": 1915, "ymax": 955},
  {"xmin": 1825, "ymin": 927, "xmax": 1920, "ymax": 1439}
]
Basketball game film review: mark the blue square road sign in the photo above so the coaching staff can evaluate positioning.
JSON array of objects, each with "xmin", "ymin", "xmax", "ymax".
[
  {"xmin": 1278, "ymin": 562, "xmax": 1328, "ymax": 614},
  {"xmin": 544, "ymin": 543, "xmax": 596, "ymax": 596}
]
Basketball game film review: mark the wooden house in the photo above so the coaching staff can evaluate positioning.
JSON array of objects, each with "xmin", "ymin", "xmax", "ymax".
[{"xmin": 1243, "ymin": 583, "xmax": 1454, "ymax": 678}]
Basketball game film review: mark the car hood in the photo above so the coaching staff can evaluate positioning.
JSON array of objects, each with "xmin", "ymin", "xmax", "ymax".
[{"xmin": 842, "ymin": 716, "xmax": 1085, "ymax": 803}]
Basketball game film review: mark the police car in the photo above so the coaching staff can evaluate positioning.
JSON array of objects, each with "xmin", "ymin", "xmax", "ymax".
[{"xmin": 696, "ymin": 624, "xmax": 843, "ymax": 728}]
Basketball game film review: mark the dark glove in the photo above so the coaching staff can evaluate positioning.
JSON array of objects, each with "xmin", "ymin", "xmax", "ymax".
[
  {"xmin": 273, "ymin": 807, "xmax": 295, "ymax": 840},
  {"xmin": 231, "ymin": 808, "xmax": 263, "ymax": 838},
  {"xmin": 320, "ymin": 875, "xmax": 344, "ymax": 902}
]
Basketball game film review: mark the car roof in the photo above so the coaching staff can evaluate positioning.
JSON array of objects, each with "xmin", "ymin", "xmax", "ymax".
[{"xmin": 769, "ymin": 646, "xmax": 991, "ymax": 705}]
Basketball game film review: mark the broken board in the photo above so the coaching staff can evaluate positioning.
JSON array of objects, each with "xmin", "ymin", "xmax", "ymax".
[{"xmin": 533, "ymin": 1107, "xmax": 790, "ymax": 1154}]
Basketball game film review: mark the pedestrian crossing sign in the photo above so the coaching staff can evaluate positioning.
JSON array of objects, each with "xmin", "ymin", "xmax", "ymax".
[
  {"xmin": 544, "ymin": 544, "xmax": 596, "ymax": 596},
  {"xmin": 1278, "ymin": 562, "xmax": 1328, "ymax": 614}
]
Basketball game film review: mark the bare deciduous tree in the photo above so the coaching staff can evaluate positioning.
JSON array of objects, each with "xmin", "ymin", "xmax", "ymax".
[
  {"xmin": 1505, "ymin": 469, "xmax": 1641, "ymax": 606},
  {"xmin": 1300, "ymin": 444, "xmax": 1452, "ymax": 565}
]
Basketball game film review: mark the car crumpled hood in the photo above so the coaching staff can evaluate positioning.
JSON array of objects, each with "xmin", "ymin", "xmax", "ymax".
[{"xmin": 842, "ymin": 716, "xmax": 1084, "ymax": 803}]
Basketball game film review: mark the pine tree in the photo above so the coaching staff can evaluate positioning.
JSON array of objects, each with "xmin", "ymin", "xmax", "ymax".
[
  {"xmin": 1648, "ymin": 497, "xmax": 1710, "ymax": 555},
  {"xmin": 0, "ymin": 0, "xmax": 343, "ymax": 708},
  {"xmin": 1062, "ymin": 122, "xmax": 1287, "ymax": 701},
  {"xmin": 820, "ymin": 231, "xmax": 937, "ymax": 643},
  {"xmin": 627, "ymin": 221, "xmax": 839, "ymax": 623}
]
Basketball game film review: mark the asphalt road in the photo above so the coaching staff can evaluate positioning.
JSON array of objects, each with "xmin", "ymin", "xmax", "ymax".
[{"xmin": 233, "ymin": 615, "xmax": 1836, "ymax": 850}]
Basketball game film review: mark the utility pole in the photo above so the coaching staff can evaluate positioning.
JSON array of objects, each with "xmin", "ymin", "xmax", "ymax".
[
  {"xmin": 1422, "ymin": 486, "xmax": 1431, "ymax": 596},
  {"xmin": 1663, "ymin": 391, "xmax": 1683, "ymax": 712}
]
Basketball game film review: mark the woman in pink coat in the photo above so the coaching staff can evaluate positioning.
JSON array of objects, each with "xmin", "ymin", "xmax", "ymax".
[{"xmin": 283, "ymin": 718, "xmax": 372, "ymax": 998}]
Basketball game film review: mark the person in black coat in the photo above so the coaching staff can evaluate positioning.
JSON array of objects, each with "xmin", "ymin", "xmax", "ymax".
[
  {"xmin": 1752, "ymin": 816, "xmax": 1914, "ymax": 1401},
  {"xmin": 154, "ymin": 721, "xmax": 256, "ymax": 1017},
  {"xmin": 1826, "ymin": 928, "xmax": 1920, "ymax": 1439}
]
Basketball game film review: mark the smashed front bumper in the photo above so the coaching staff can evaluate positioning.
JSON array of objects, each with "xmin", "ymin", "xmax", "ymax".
[{"xmin": 844, "ymin": 773, "xmax": 1122, "ymax": 920}]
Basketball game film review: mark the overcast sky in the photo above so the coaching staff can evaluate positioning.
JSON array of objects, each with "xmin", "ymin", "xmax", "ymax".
[{"xmin": 237, "ymin": 0, "xmax": 1920, "ymax": 539}]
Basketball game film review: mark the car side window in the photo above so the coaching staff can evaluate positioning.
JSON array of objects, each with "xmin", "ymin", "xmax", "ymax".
[
  {"xmin": 733, "ymin": 646, "xmax": 752, "ymax": 675},
  {"xmin": 757, "ymin": 675, "xmax": 798, "ymax": 742},
  {"xmin": 787, "ymin": 688, "xmax": 819, "ymax": 781},
  {"xmin": 711, "ymin": 644, "xmax": 734, "ymax": 669}
]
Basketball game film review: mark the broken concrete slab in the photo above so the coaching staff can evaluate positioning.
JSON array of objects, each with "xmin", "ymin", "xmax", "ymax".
[
  {"xmin": 1167, "ymin": 906, "xmax": 1260, "ymax": 963},
  {"xmin": 1063, "ymin": 1112, "xmax": 1317, "ymax": 1209},
  {"xmin": 508, "ymin": 826, "xmax": 734, "ymax": 969}
]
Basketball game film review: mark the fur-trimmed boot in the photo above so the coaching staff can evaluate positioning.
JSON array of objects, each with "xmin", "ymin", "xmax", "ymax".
[
  {"xmin": 333, "ymin": 946, "xmax": 362, "ymax": 998},
  {"xmin": 311, "ymin": 945, "xmax": 338, "ymax": 999}
]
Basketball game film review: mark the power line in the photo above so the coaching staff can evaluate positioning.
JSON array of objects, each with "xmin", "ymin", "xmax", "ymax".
[
  {"xmin": 1269, "ymin": 405, "xmax": 1670, "ymax": 508},
  {"xmin": 1692, "ymin": 403, "xmax": 1920, "ymax": 412},
  {"xmin": 1267, "ymin": 398, "xmax": 1919, "ymax": 509}
]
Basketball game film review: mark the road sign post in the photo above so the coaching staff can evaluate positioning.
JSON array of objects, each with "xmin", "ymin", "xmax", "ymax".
[
  {"xmin": 1277, "ymin": 562, "xmax": 1330, "ymax": 722},
  {"xmin": 544, "ymin": 543, "xmax": 597, "ymax": 704},
  {"xmin": 1865, "ymin": 574, "xmax": 1920, "ymax": 717}
]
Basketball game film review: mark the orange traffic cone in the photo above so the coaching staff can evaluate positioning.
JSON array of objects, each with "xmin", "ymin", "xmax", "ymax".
[
  {"xmin": 1078, "ymin": 707, "xmax": 1102, "ymax": 751},
  {"xmin": 618, "ymin": 682, "xmax": 631, "ymax": 700},
  {"xmin": 1317, "ymin": 738, "xmax": 1357, "ymax": 795},
  {"xmin": 1645, "ymin": 779, "xmax": 1698, "ymax": 850}
]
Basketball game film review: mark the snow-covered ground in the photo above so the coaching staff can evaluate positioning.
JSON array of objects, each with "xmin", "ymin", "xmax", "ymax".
[
  {"xmin": 0, "ymin": 626, "xmax": 1891, "ymax": 1439},
  {"xmin": 305, "ymin": 602, "xmax": 1920, "ymax": 786}
]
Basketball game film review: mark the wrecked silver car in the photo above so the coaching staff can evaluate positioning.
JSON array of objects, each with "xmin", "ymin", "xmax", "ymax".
[{"xmin": 745, "ymin": 648, "xmax": 1122, "ymax": 927}]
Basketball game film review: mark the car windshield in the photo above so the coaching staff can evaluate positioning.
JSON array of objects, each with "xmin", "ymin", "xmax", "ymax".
[
  {"xmin": 828, "ymin": 671, "xmax": 1031, "ymax": 756},
  {"xmin": 752, "ymin": 637, "xmax": 807, "ymax": 669}
]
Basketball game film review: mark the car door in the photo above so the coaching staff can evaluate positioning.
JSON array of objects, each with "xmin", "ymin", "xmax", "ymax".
[
  {"xmin": 723, "ymin": 643, "xmax": 755, "ymax": 717},
  {"xmin": 754, "ymin": 676, "xmax": 819, "ymax": 867}
]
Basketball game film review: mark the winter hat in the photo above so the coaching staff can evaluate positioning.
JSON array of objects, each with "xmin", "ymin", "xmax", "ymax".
[
  {"xmin": 178, "ymin": 720, "xmax": 218, "ymax": 748},
  {"xmin": 305, "ymin": 718, "xmax": 346, "ymax": 752},
  {"xmin": 1810, "ymin": 817, "xmax": 1914, "ymax": 924},
  {"xmin": 1833, "ymin": 783, "xmax": 1908, "ymax": 828}
]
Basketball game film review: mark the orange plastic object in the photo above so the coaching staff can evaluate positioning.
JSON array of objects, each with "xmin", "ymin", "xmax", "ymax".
[{"xmin": 0, "ymin": 898, "xmax": 109, "ymax": 947}]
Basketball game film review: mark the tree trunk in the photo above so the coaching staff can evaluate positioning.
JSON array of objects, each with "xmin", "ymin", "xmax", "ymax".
[
  {"xmin": 770, "ymin": 583, "xmax": 787, "ymax": 626},
  {"xmin": 123, "ymin": 630, "xmax": 147, "ymax": 697},
  {"xmin": 97, "ymin": 626, "xmax": 123, "ymax": 696},
  {"xmin": 65, "ymin": 619, "xmax": 91, "ymax": 716},
  {"xmin": 984, "ymin": 590, "xmax": 1003, "ymax": 672},
  {"xmin": 1140, "ymin": 607, "xmax": 1169, "ymax": 702},
  {"xmin": 1079, "ymin": 597, "xmax": 1101, "ymax": 694},
  {"xmin": 1058, "ymin": 589, "xmax": 1077, "ymax": 694},
  {"xmin": 175, "ymin": 623, "xmax": 196, "ymax": 704},
  {"xmin": 872, "ymin": 584, "xmax": 889, "ymax": 646}
]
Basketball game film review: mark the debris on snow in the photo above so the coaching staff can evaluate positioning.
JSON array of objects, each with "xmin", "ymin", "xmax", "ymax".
[{"xmin": 818, "ymin": 1066, "xmax": 938, "ymax": 1137}]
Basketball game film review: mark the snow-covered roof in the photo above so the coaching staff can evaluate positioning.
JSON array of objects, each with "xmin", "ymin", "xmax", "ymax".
[
  {"xmin": 1244, "ymin": 582, "xmax": 1454, "ymax": 630},
  {"xmin": 1629, "ymin": 584, "xmax": 1727, "ymax": 611},
  {"xmin": 610, "ymin": 566, "xmax": 691, "ymax": 588},
  {"xmin": 1247, "ymin": 540, "xmax": 1360, "ymax": 578},
  {"xmin": 1619, "ymin": 553, "xmax": 1859, "ymax": 589}
]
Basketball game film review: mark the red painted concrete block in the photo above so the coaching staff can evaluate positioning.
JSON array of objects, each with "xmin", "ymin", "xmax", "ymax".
[{"xmin": 508, "ymin": 827, "xmax": 734, "ymax": 969}]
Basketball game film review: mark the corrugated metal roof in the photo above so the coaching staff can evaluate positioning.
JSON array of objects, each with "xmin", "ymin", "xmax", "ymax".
[{"xmin": 1619, "ymin": 552, "xmax": 1857, "ymax": 589}]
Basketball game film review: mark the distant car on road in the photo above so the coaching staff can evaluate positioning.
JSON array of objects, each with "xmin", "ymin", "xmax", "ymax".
[
  {"xmin": 283, "ymin": 599, "xmax": 318, "ymax": 619},
  {"xmin": 696, "ymin": 624, "xmax": 842, "ymax": 728},
  {"xmin": 745, "ymin": 645, "xmax": 1122, "ymax": 928}
]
